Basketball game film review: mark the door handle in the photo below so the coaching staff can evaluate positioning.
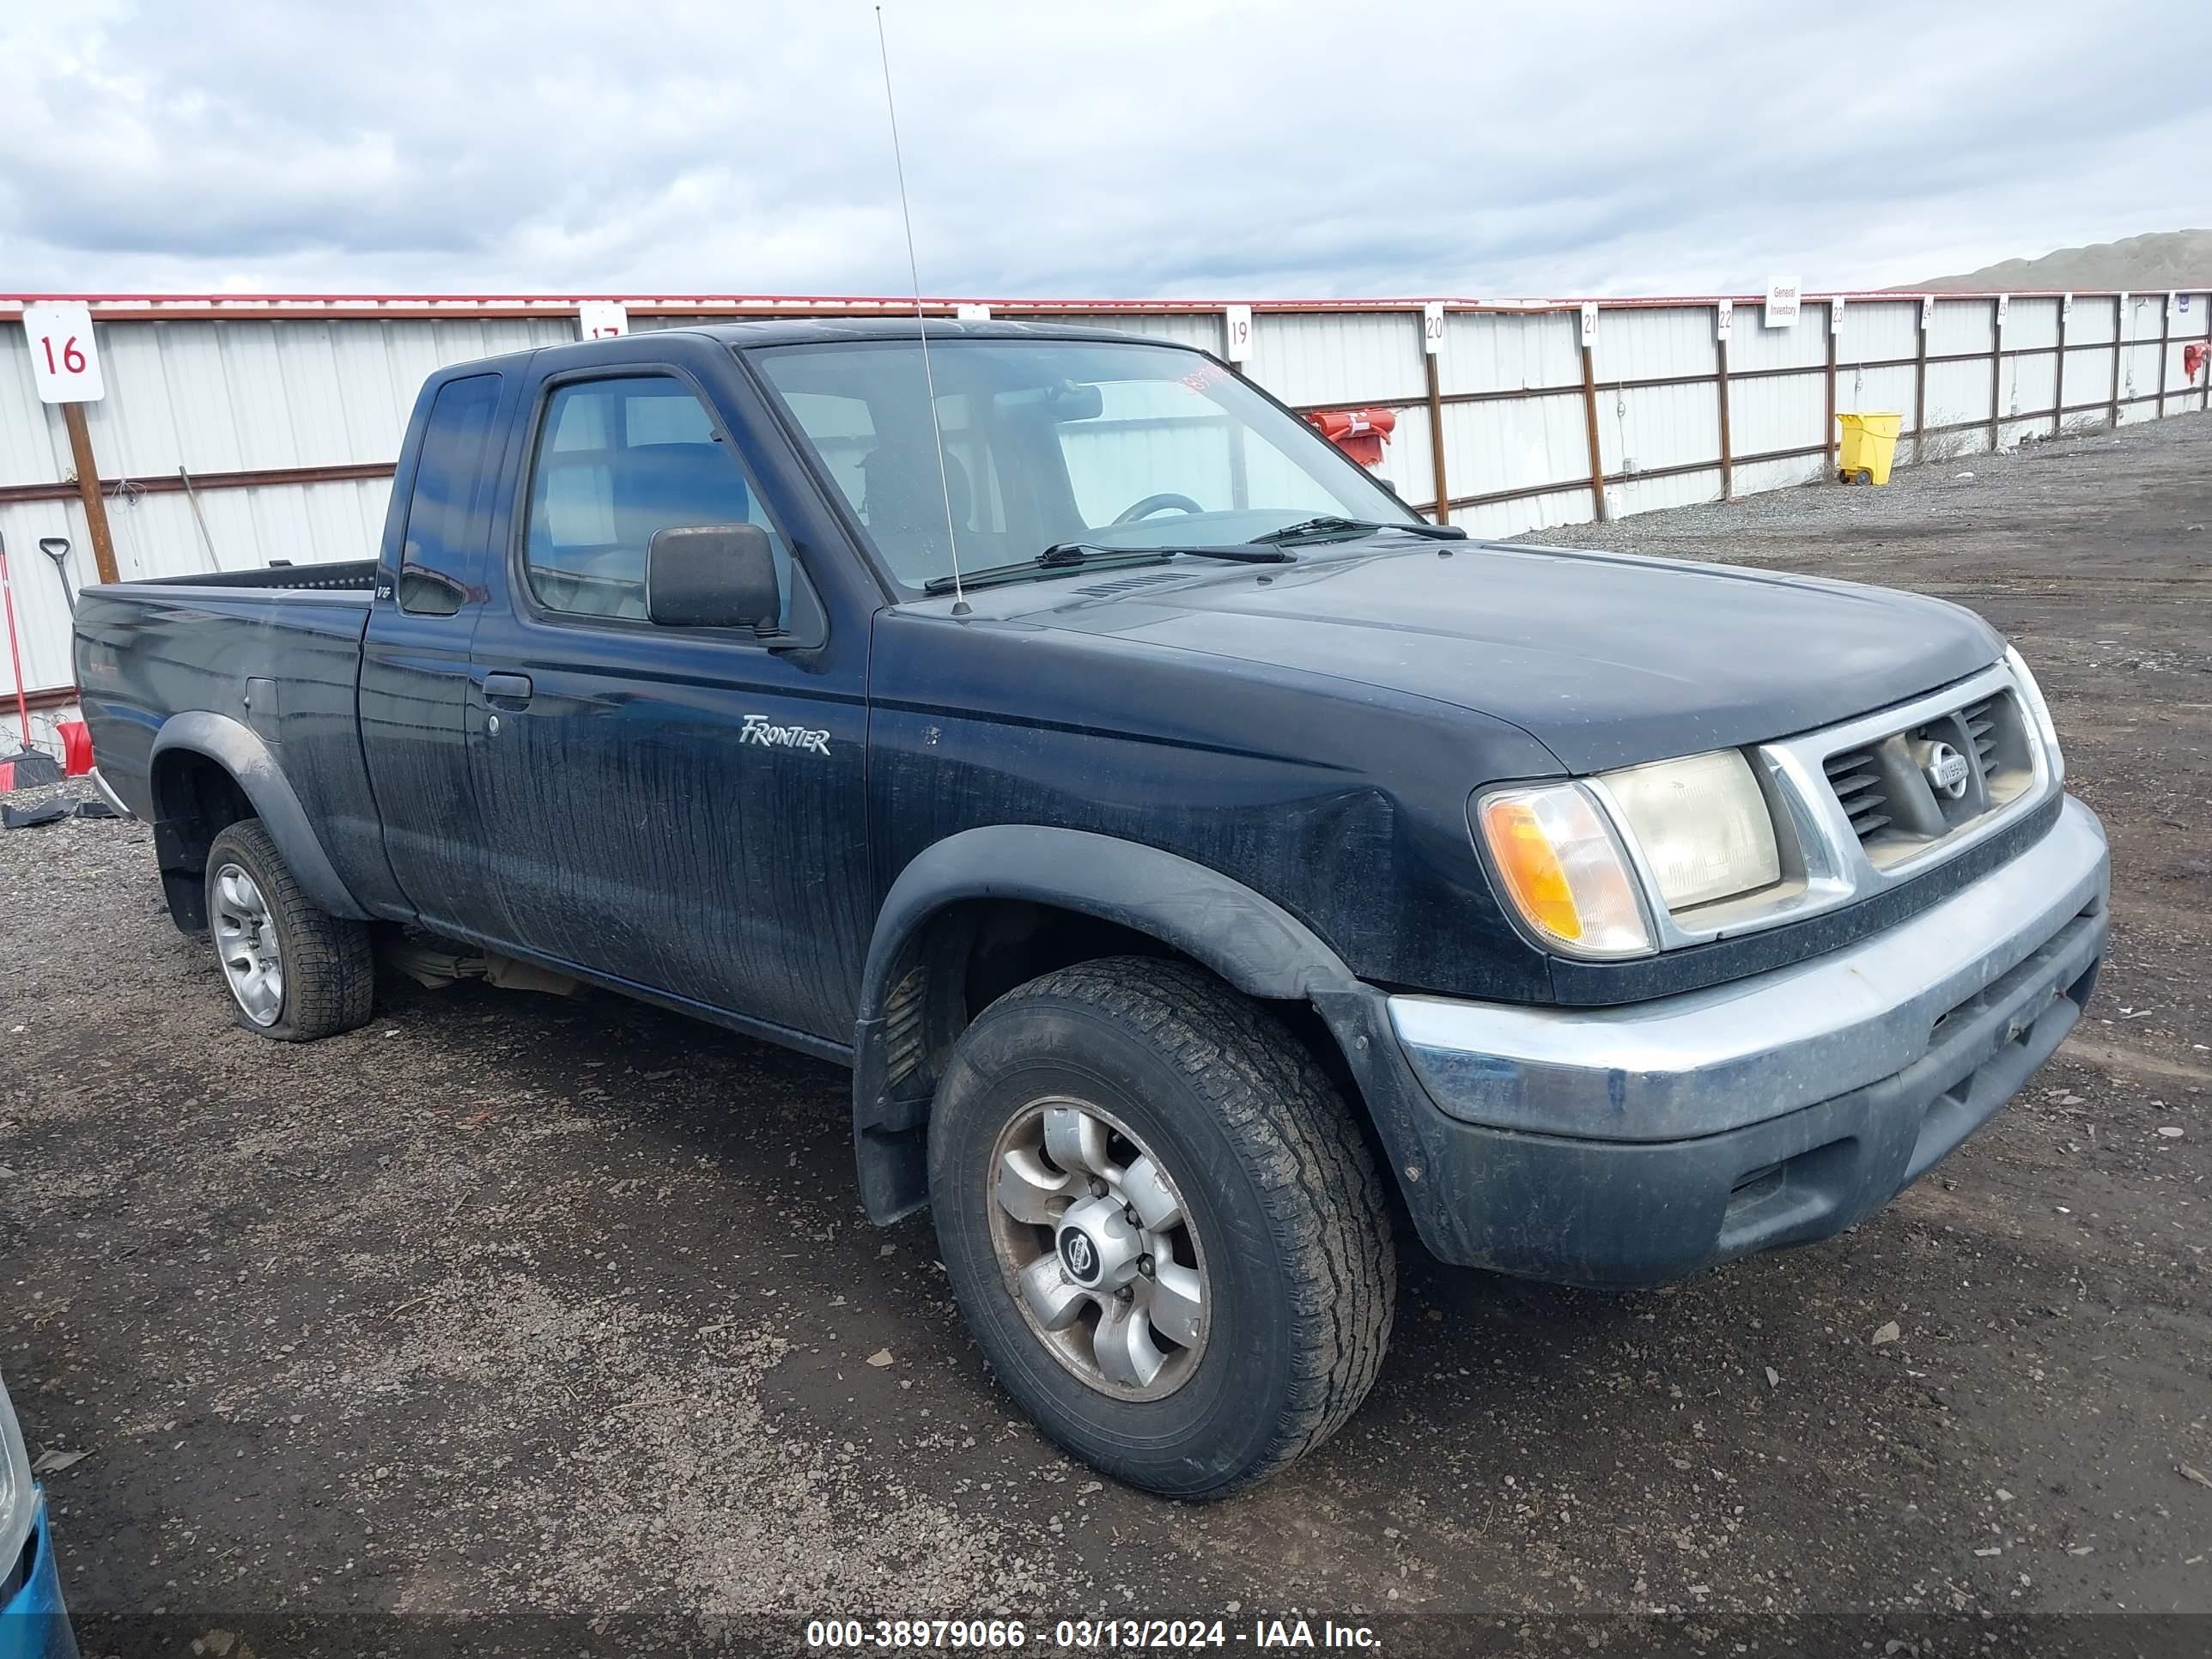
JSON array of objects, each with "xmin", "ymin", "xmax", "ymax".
[{"xmin": 482, "ymin": 672, "xmax": 534, "ymax": 705}]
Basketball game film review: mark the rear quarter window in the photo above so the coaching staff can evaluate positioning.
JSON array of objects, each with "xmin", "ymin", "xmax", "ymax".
[{"xmin": 398, "ymin": 373, "xmax": 502, "ymax": 615}]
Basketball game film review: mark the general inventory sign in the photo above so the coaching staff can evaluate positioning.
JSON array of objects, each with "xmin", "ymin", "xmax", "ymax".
[
  {"xmin": 1763, "ymin": 276, "xmax": 1802, "ymax": 329},
  {"xmin": 21, "ymin": 301, "xmax": 105, "ymax": 404}
]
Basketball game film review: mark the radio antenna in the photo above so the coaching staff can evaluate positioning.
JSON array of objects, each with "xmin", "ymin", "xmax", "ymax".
[{"xmin": 874, "ymin": 5, "xmax": 968, "ymax": 617}]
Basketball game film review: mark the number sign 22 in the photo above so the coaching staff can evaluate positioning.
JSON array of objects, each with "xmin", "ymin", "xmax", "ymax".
[{"xmin": 22, "ymin": 301, "xmax": 106, "ymax": 404}]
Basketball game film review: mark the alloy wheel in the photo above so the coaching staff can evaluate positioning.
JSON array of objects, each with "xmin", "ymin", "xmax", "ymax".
[
  {"xmin": 986, "ymin": 1097, "xmax": 1210, "ymax": 1400},
  {"xmin": 212, "ymin": 862, "xmax": 284, "ymax": 1027}
]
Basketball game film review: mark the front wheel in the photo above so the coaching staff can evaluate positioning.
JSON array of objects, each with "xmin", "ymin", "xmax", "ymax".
[
  {"xmin": 928, "ymin": 957, "xmax": 1395, "ymax": 1499},
  {"xmin": 204, "ymin": 818, "xmax": 374, "ymax": 1041}
]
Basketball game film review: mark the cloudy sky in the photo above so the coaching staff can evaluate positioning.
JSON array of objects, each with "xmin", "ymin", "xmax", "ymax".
[{"xmin": 1, "ymin": 0, "xmax": 2203, "ymax": 301}]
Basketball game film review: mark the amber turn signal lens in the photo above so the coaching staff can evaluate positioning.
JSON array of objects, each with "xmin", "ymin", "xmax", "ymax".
[
  {"xmin": 1483, "ymin": 798, "xmax": 1583, "ymax": 940},
  {"xmin": 1477, "ymin": 785, "xmax": 1654, "ymax": 957}
]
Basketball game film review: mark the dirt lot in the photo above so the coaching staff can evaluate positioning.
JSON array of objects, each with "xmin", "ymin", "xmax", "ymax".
[{"xmin": 4, "ymin": 415, "xmax": 2209, "ymax": 1656}]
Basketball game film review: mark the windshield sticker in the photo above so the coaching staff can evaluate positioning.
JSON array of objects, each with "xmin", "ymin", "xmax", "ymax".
[{"xmin": 739, "ymin": 714, "xmax": 830, "ymax": 756}]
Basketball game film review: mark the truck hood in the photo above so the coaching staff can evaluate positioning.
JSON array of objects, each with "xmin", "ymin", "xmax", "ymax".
[{"xmin": 988, "ymin": 540, "xmax": 2003, "ymax": 774}]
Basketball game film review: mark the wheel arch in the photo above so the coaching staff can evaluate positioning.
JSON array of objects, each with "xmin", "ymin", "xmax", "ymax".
[
  {"xmin": 851, "ymin": 826, "xmax": 1362, "ymax": 1223},
  {"xmin": 149, "ymin": 712, "xmax": 368, "ymax": 931}
]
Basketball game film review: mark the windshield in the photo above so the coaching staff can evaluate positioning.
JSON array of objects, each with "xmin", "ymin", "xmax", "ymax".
[{"xmin": 750, "ymin": 337, "xmax": 1418, "ymax": 591}]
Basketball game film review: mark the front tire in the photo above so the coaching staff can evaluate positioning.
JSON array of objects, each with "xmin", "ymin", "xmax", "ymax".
[
  {"xmin": 928, "ymin": 957, "xmax": 1395, "ymax": 1499},
  {"xmin": 204, "ymin": 818, "xmax": 374, "ymax": 1042}
]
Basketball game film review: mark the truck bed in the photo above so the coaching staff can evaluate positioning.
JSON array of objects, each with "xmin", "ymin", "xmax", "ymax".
[
  {"xmin": 72, "ymin": 565, "xmax": 384, "ymax": 899},
  {"xmin": 125, "ymin": 559, "xmax": 380, "ymax": 594}
]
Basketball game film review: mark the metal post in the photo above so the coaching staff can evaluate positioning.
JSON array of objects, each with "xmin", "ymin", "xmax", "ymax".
[
  {"xmin": 179, "ymin": 466, "xmax": 221, "ymax": 571},
  {"xmin": 1987, "ymin": 298, "xmax": 2003, "ymax": 453},
  {"xmin": 0, "ymin": 536, "xmax": 32, "ymax": 745},
  {"xmin": 1824, "ymin": 304, "xmax": 1838, "ymax": 480},
  {"xmin": 2156, "ymin": 293, "xmax": 2172, "ymax": 418},
  {"xmin": 1716, "ymin": 332, "xmax": 1735, "ymax": 501},
  {"xmin": 1423, "ymin": 346, "xmax": 1451, "ymax": 525},
  {"xmin": 2051, "ymin": 297, "xmax": 2069, "ymax": 439},
  {"xmin": 1912, "ymin": 304, "xmax": 1930, "ymax": 464},
  {"xmin": 61, "ymin": 402, "xmax": 120, "ymax": 586},
  {"xmin": 1578, "ymin": 337, "xmax": 1607, "ymax": 523},
  {"xmin": 2110, "ymin": 295, "xmax": 2125, "ymax": 429}
]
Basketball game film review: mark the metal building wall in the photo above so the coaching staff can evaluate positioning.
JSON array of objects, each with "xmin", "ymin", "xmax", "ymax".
[
  {"xmin": 4, "ymin": 287, "xmax": 2209, "ymax": 734},
  {"xmin": 0, "ymin": 313, "xmax": 579, "ymax": 720}
]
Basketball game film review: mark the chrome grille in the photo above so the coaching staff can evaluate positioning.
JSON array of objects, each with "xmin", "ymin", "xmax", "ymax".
[
  {"xmin": 1816, "ymin": 685, "xmax": 2035, "ymax": 866},
  {"xmin": 1963, "ymin": 695, "xmax": 2001, "ymax": 773},
  {"xmin": 1823, "ymin": 749, "xmax": 1893, "ymax": 842},
  {"xmin": 1620, "ymin": 658, "xmax": 2058, "ymax": 954}
]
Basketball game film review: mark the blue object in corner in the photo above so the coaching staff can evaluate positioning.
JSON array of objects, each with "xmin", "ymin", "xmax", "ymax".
[{"xmin": 0, "ymin": 1493, "xmax": 77, "ymax": 1659}]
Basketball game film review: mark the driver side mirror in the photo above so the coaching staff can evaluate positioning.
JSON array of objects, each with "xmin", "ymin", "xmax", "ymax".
[{"xmin": 647, "ymin": 524, "xmax": 781, "ymax": 631}]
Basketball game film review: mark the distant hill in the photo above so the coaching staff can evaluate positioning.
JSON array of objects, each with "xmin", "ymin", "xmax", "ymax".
[{"xmin": 1905, "ymin": 229, "xmax": 2212, "ymax": 292}]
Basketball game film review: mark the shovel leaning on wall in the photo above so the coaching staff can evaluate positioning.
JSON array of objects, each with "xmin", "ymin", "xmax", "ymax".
[
  {"xmin": 0, "ymin": 532, "xmax": 65, "ymax": 788},
  {"xmin": 40, "ymin": 536, "xmax": 75, "ymax": 615}
]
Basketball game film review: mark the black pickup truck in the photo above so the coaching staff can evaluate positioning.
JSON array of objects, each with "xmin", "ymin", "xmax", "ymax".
[{"xmin": 74, "ymin": 321, "xmax": 2109, "ymax": 1498}]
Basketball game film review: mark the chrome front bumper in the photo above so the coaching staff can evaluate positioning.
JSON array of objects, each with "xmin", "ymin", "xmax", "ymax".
[
  {"xmin": 1362, "ymin": 795, "xmax": 2107, "ymax": 1285},
  {"xmin": 1390, "ymin": 794, "xmax": 2109, "ymax": 1143}
]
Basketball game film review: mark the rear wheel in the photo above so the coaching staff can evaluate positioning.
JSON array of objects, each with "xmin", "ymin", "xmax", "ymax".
[
  {"xmin": 204, "ymin": 819, "xmax": 374, "ymax": 1041},
  {"xmin": 928, "ymin": 957, "xmax": 1395, "ymax": 1499}
]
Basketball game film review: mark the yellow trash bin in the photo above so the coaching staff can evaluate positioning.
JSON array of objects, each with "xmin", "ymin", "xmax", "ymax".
[{"xmin": 1836, "ymin": 411, "xmax": 1903, "ymax": 485}]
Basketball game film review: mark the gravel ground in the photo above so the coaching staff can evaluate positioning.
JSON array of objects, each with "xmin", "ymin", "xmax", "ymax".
[{"xmin": 3, "ymin": 414, "xmax": 2209, "ymax": 1657}]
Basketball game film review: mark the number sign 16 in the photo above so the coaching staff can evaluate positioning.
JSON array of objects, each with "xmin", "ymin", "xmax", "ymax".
[{"xmin": 22, "ymin": 301, "xmax": 106, "ymax": 404}]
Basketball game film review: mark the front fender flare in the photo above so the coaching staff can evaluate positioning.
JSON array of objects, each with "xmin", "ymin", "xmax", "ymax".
[
  {"xmin": 851, "ymin": 826, "xmax": 1359, "ymax": 1221},
  {"xmin": 151, "ymin": 711, "xmax": 368, "ymax": 921}
]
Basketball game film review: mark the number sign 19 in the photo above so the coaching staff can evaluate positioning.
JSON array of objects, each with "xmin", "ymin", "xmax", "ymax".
[
  {"xmin": 22, "ymin": 301, "xmax": 105, "ymax": 404},
  {"xmin": 1223, "ymin": 305, "xmax": 1252, "ymax": 363}
]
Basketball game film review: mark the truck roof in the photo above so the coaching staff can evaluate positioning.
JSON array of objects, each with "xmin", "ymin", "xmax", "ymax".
[{"xmin": 443, "ymin": 317, "xmax": 1187, "ymax": 378}]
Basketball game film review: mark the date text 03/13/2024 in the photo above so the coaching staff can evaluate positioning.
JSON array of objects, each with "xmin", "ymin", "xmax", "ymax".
[{"xmin": 804, "ymin": 1617, "xmax": 1382, "ymax": 1650}]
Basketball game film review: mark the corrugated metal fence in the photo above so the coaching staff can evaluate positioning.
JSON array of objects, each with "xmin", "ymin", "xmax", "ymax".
[{"xmin": 3, "ymin": 288, "xmax": 2209, "ymax": 750}]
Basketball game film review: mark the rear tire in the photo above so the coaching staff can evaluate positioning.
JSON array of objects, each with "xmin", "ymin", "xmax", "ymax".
[
  {"xmin": 204, "ymin": 818, "xmax": 374, "ymax": 1042},
  {"xmin": 928, "ymin": 957, "xmax": 1395, "ymax": 1499}
]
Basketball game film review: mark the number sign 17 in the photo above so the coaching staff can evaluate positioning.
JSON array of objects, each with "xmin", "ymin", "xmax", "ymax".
[
  {"xmin": 578, "ymin": 301, "xmax": 629, "ymax": 340},
  {"xmin": 22, "ymin": 301, "xmax": 106, "ymax": 404}
]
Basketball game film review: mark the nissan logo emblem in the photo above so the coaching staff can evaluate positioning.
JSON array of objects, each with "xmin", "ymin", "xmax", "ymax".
[
  {"xmin": 1060, "ymin": 1229, "xmax": 1100, "ymax": 1284},
  {"xmin": 1923, "ymin": 742, "xmax": 1971, "ymax": 799}
]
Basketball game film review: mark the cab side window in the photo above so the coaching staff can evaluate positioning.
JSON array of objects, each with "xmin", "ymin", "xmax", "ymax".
[
  {"xmin": 398, "ymin": 372, "xmax": 502, "ymax": 616},
  {"xmin": 521, "ymin": 375, "xmax": 790, "ymax": 625}
]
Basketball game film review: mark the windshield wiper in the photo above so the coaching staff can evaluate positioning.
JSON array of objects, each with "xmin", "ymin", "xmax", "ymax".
[
  {"xmin": 1250, "ymin": 514, "xmax": 1468, "ymax": 545},
  {"xmin": 921, "ymin": 542, "xmax": 1293, "ymax": 596}
]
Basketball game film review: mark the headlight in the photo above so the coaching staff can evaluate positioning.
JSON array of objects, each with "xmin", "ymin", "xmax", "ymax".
[
  {"xmin": 0, "ymin": 1372, "xmax": 33, "ymax": 1573},
  {"xmin": 1599, "ymin": 749, "xmax": 1781, "ymax": 910},
  {"xmin": 1477, "ymin": 749, "xmax": 1783, "ymax": 958},
  {"xmin": 2004, "ymin": 644, "xmax": 2064, "ymax": 785},
  {"xmin": 1475, "ymin": 784, "xmax": 1655, "ymax": 957}
]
